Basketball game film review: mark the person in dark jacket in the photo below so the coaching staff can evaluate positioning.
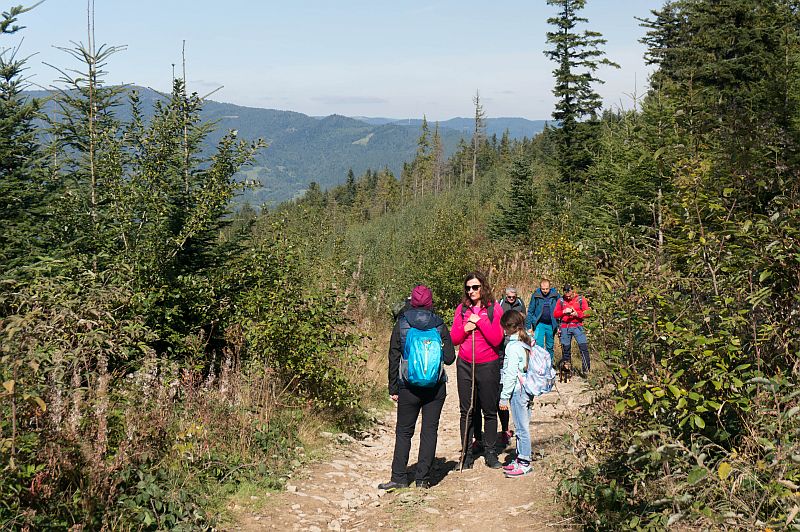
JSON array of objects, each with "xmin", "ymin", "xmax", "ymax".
[
  {"xmin": 499, "ymin": 286, "xmax": 526, "ymax": 315},
  {"xmin": 525, "ymin": 278, "xmax": 560, "ymax": 361},
  {"xmin": 379, "ymin": 285, "xmax": 456, "ymax": 490},
  {"xmin": 391, "ymin": 296, "xmax": 412, "ymax": 322}
]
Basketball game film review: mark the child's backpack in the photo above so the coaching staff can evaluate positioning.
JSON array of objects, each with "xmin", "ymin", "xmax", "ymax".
[
  {"xmin": 519, "ymin": 343, "xmax": 556, "ymax": 396},
  {"xmin": 401, "ymin": 325, "xmax": 443, "ymax": 387}
]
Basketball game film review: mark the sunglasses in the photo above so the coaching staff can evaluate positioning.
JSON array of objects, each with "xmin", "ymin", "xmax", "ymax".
[{"xmin": 466, "ymin": 284, "xmax": 482, "ymax": 292}]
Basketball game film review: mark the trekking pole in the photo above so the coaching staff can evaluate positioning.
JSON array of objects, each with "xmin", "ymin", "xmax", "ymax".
[{"xmin": 460, "ymin": 331, "xmax": 477, "ymax": 472}]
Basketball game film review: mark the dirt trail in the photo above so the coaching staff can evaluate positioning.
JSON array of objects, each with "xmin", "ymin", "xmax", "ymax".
[{"xmin": 231, "ymin": 361, "xmax": 593, "ymax": 532}]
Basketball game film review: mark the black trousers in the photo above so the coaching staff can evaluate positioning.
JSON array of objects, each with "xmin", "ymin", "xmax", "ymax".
[
  {"xmin": 472, "ymin": 353, "xmax": 509, "ymax": 439},
  {"xmin": 457, "ymin": 357, "xmax": 501, "ymax": 453},
  {"xmin": 472, "ymin": 405, "xmax": 510, "ymax": 441},
  {"xmin": 390, "ymin": 382, "xmax": 446, "ymax": 484}
]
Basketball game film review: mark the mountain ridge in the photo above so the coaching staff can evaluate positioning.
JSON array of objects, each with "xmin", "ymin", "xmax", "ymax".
[{"xmin": 25, "ymin": 86, "xmax": 547, "ymax": 205}]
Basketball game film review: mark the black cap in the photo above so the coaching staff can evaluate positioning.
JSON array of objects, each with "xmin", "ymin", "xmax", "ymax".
[{"xmin": 563, "ymin": 284, "xmax": 573, "ymax": 292}]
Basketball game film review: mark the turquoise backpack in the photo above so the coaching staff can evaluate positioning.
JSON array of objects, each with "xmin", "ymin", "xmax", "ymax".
[{"xmin": 401, "ymin": 326, "xmax": 443, "ymax": 387}]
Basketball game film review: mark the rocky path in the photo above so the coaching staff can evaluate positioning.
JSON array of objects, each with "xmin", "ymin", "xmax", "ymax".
[{"xmin": 231, "ymin": 362, "xmax": 593, "ymax": 531}]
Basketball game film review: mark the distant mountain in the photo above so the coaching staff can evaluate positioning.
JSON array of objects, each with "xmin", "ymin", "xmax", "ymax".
[
  {"xmin": 350, "ymin": 116, "xmax": 400, "ymax": 126},
  {"xmin": 26, "ymin": 87, "xmax": 546, "ymax": 206},
  {"xmin": 351, "ymin": 116, "xmax": 549, "ymax": 139}
]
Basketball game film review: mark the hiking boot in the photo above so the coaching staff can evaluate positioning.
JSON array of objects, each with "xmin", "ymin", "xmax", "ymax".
[
  {"xmin": 377, "ymin": 481, "xmax": 408, "ymax": 491},
  {"xmin": 415, "ymin": 480, "xmax": 431, "ymax": 489},
  {"xmin": 484, "ymin": 452, "xmax": 502, "ymax": 469},
  {"xmin": 499, "ymin": 430, "xmax": 514, "ymax": 447},
  {"xmin": 459, "ymin": 452, "xmax": 475, "ymax": 470},
  {"xmin": 504, "ymin": 460, "xmax": 532, "ymax": 477}
]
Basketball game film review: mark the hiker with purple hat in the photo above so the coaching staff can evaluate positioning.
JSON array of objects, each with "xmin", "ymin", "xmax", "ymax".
[{"xmin": 379, "ymin": 285, "xmax": 456, "ymax": 491}]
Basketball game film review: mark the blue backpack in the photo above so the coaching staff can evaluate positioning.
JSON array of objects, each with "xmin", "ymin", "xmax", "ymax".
[{"xmin": 401, "ymin": 325, "xmax": 443, "ymax": 387}]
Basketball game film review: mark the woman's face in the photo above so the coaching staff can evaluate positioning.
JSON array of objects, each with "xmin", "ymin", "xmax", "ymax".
[{"xmin": 466, "ymin": 279, "xmax": 482, "ymax": 304}]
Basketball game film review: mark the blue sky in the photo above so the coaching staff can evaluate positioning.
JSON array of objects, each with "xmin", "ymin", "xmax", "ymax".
[{"xmin": 7, "ymin": 0, "xmax": 664, "ymax": 120}]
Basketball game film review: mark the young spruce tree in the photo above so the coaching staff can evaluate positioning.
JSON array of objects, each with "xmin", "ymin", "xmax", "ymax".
[{"xmin": 0, "ymin": 5, "xmax": 46, "ymax": 268}]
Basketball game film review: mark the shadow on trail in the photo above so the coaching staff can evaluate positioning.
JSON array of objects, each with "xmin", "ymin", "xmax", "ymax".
[{"xmin": 406, "ymin": 457, "xmax": 459, "ymax": 486}]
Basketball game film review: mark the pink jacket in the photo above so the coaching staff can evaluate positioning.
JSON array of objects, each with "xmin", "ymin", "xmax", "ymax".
[{"xmin": 450, "ymin": 302, "xmax": 505, "ymax": 364}]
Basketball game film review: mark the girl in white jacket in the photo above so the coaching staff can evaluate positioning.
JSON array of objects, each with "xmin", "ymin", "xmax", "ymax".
[{"xmin": 498, "ymin": 310, "xmax": 534, "ymax": 477}]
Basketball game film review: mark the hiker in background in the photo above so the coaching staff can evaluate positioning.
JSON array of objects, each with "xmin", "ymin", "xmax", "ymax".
[
  {"xmin": 451, "ymin": 272, "xmax": 504, "ymax": 470},
  {"xmin": 498, "ymin": 310, "xmax": 535, "ymax": 477},
  {"xmin": 391, "ymin": 296, "xmax": 412, "ymax": 322},
  {"xmin": 553, "ymin": 284, "xmax": 592, "ymax": 375},
  {"xmin": 525, "ymin": 278, "xmax": 560, "ymax": 361},
  {"xmin": 379, "ymin": 285, "xmax": 455, "ymax": 491},
  {"xmin": 499, "ymin": 286, "xmax": 525, "ymax": 315}
]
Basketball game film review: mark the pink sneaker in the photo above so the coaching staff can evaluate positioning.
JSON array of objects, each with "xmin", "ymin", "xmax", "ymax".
[
  {"xmin": 502, "ymin": 459, "xmax": 518, "ymax": 472},
  {"xmin": 504, "ymin": 461, "xmax": 532, "ymax": 478}
]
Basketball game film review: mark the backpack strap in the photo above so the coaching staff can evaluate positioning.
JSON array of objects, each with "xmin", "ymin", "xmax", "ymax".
[
  {"xmin": 461, "ymin": 302, "xmax": 502, "ymax": 354},
  {"xmin": 398, "ymin": 315, "xmax": 412, "ymax": 350},
  {"xmin": 461, "ymin": 302, "xmax": 495, "ymax": 323}
]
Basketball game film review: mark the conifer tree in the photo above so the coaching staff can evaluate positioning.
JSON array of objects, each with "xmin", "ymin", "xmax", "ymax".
[
  {"xmin": 471, "ymin": 90, "xmax": 486, "ymax": 184},
  {"xmin": 640, "ymin": 0, "xmax": 800, "ymax": 210},
  {"xmin": 544, "ymin": 0, "xmax": 618, "ymax": 187},
  {"xmin": 47, "ymin": 40, "xmax": 126, "ymax": 265},
  {"xmin": 499, "ymin": 129, "xmax": 511, "ymax": 161},
  {"xmin": 432, "ymin": 122, "xmax": 444, "ymax": 193},
  {"xmin": 341, "ymin": 168, "xmax": 356, "ymax": 206},
  {"xmin": 303, "ymin": 181, "xmax": 325, "ymax": 210},
  {"xmin": 0, "ymin": 5, "xmax": 47, "ymax": 267},
  {"xmin": 489, "ymin": 156, "xmax": 536, "ymax": 239},
  {"xmin": 413, "ymin": 115, "xmax": 433, "ymax": 198},
  {"xmin": 374, "ymin": 168, "xmax": 398, "ymax": 215}
]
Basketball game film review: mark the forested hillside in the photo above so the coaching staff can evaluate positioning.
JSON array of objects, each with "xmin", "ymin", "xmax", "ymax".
[
  {"xmin": 3, "ymin": 1, "xmax": 800, "ymax": 530},
  {"xmin": 28, "ymin": 87, "xmax": 545, "ymax": 207},
  {"xmin": 352, "ymin": 116, "xmax": 548, "ymax": 140},
  {"xmin": 26, "ymin": 86, "xmax": 468, "ymax": 206}
]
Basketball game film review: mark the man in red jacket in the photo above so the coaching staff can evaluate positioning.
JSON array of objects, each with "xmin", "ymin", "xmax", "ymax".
[{"xmin": 553, "ymin": 284, "xmax": 591, "ymax": 374}]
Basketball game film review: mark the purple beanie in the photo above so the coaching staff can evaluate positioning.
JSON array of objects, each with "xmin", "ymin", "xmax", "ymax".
[{"xmin": 410, "ymin": 285, "xmax": 433, "ymax": 309}]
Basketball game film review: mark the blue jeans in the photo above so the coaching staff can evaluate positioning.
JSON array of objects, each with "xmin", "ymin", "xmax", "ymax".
[
  {"xmin": 510, "ymin": 387, "xmax": 532, "ymax": 461},
  {"xmin": 560, "ymin": 326, "xmax": 590, "ymax": 372},
  {"xmin": 534, "ymin": 323, "xmax": 554, "ymax": 361}
]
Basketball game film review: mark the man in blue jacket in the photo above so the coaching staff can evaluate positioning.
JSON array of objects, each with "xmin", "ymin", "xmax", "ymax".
[{"xmin": 525, "ymin": 278, "xmax": 560, "ymax": 360}]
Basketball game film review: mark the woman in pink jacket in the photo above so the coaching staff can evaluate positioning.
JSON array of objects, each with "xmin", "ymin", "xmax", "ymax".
[{"xmin": 451, "ymin": 271, "xmax": 504, "ymax": 469}]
